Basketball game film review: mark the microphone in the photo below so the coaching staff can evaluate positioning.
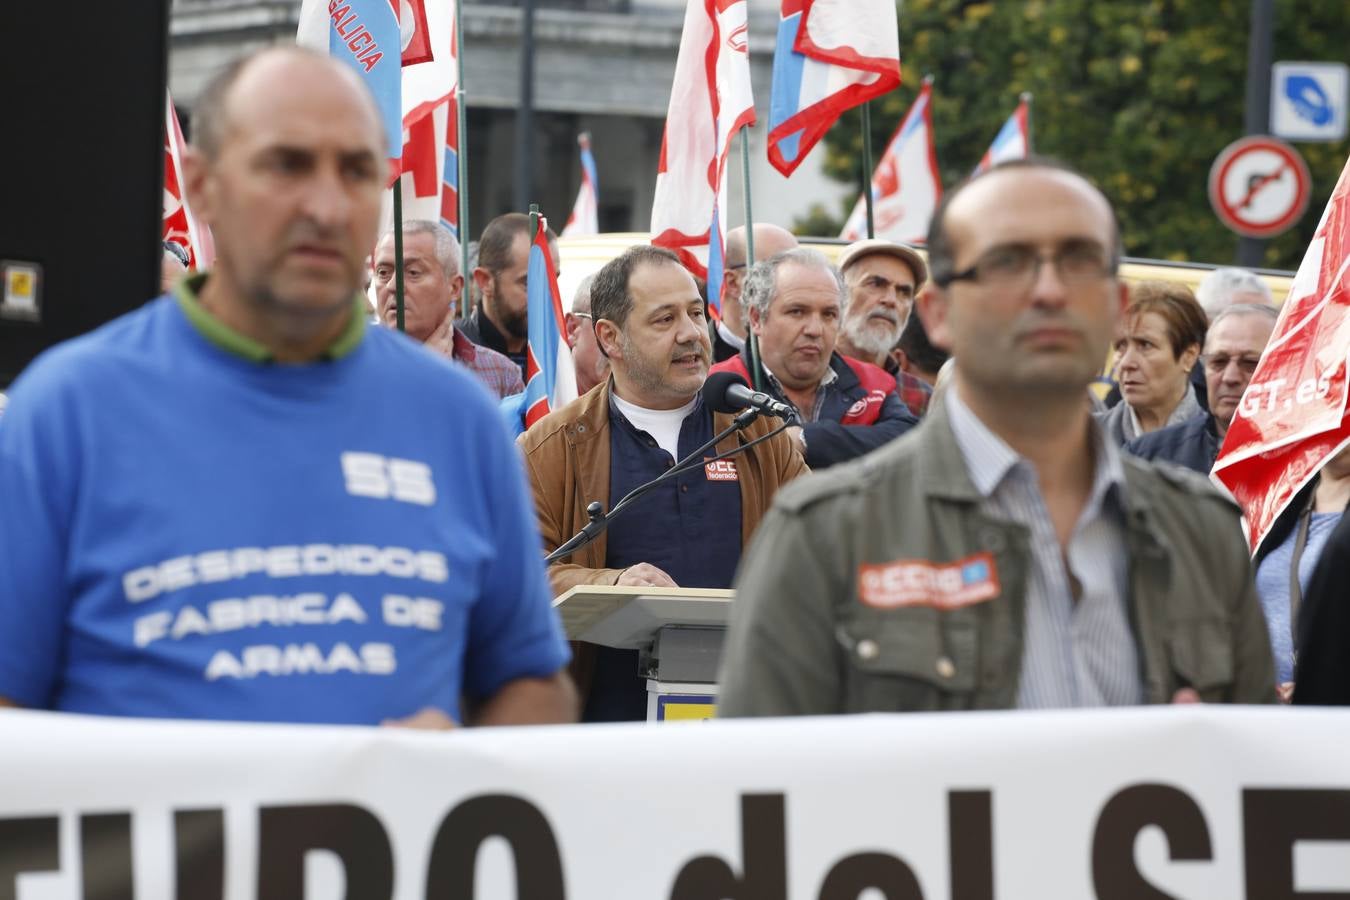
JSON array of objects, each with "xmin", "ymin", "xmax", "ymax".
[
  {"xmin": 545, "ymin": 378, "xmax": 790, "ymax": 563},
  {"xmin": 701, "ymin": 371, "xmax": 797, "ymax": 420}
]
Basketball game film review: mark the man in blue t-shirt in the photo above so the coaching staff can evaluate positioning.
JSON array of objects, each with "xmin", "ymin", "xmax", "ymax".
[{"xmin": 0, "ymin": 48, "xmax": 575, "ymax": 727}]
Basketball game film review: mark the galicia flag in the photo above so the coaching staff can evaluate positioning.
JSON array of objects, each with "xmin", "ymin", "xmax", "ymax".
[
  {"xmin": 650, "ymin": 0, "xmax": 756, "ymax": 282},
  {"xmin": 1213, "ymin": 150, "xmax": 1350, "ymax": 553},
  {"xmin": 973, "ymin": 95, "xmax": 1031, "ymax": 175},
  {"xmin": 840, "ymin": 78, "xmax": 940, "ymax": 244},
  {"xmin": 523, "ymin": 216, "xmax": 573, "ymax": 428},
  {"xmin": 162, "ymin": 93, "xmax": 214, "ymax": 271},
  {"xmin": 767, "ymin": 0, "xmax": 902, "ymax": 177},
  {"xmin": 562, "ymin": 133, "xmax": 600, "ymax": 237},
  {"xmin": 297, "ymin": 0, "xmax": 406, "ymax": 178},
  {"xmin": 361, "ymin": 0, "xmax": 460, "ymax": 234}
]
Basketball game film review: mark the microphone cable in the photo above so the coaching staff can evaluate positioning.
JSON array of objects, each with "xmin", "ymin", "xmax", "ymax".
[{"xmin": 544, "ymin": 410, "xmax": 794, "ymax": 563}]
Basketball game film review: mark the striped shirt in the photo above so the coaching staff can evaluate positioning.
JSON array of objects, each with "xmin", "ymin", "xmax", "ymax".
[{"xmin": 946, "ymin": 388, "xmax": 1141, "ymax": 708}]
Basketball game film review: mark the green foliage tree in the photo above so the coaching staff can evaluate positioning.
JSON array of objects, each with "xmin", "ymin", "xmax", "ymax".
[{"xmin": 810, "ymin": 0, "xmax": 1350, "ymax": 271}]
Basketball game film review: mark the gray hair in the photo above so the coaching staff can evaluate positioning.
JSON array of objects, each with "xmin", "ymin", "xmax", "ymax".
[
  {"xmin": 1208, "ymin": 301, "xmax": 1279, "ymax": 333},
  {"xmin": 384, "ymin": 220, "xmax": 461, "ymax": 277},
  {"xmin": 1195, "ymin": 268, "xmax": 1273, "ymax": 318},
  {"xmin": 572, "ymin": 274, "xmax": 596, "ymax": 314},
  {"xmin": 740, "ymin": 248, "xmax": 845, "ymax": 318}
]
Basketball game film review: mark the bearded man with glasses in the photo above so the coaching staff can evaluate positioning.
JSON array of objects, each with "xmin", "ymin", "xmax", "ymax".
[{"xmin": 718, "ymin": 157, "xmax": 1276, "ymax": 716}]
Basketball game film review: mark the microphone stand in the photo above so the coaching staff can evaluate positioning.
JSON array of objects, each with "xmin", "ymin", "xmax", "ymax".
[{"xmin": 545, "ymin": 407, "xmax": 784, "ymax": 563}]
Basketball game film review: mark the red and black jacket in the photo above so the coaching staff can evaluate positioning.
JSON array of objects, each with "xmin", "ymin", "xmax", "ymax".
[{"xmin": 710, "ymin": 349, "xmax": 918, "ymax": 469}]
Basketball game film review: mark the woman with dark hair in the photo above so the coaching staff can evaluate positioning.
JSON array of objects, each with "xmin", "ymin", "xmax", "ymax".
[{"xmin": 1098, "ymin": 281, "xmax": 1208, "ymax": 445}]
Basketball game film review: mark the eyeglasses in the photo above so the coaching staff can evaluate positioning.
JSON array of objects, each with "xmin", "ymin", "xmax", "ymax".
[
  {"xmin": 937, "ymin": 242, "xmax": 1116, "ymax": 290},
  {"xmin": 572, "ymin": 312, "xmax": 593, "ymax": 320},
  {"xmin": 1202, "ymin": 353, "xmax": 1262, "ymax": 376}
]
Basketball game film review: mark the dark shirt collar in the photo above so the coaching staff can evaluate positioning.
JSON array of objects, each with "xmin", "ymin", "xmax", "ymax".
[{"xmin": 472, "ymin": 307, "xmax": 516, "ymax": 356}]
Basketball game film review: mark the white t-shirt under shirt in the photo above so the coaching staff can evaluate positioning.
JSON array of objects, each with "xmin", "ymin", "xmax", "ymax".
[{"xmin": 611, "ymin": 393, "xmax": 697, "ymax": 460}]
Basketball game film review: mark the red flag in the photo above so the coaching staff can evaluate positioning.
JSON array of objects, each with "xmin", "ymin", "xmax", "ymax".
[
  {"xmin": 1212, "ymin": 151, "xmax": 1350, "ymax": 553},
  {"xmin": 162, "ymin": 93, "xmax": 214, "ymax": 271},
  {"xmin": 650, "ymin": 0, "xmax": 756, "ymax": 280},
  {"xmin": 399, "ymin": 0, "xmax": 434, "ymax": 66},
  {"xmin": 839, "ymin": 78, "xmax": 940, "ymax": 243},
  {"xmin": 766, "ymin": 0, "xmax": 901, "ymax": 177}
]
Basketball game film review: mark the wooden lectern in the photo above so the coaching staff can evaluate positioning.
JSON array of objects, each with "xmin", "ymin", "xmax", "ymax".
[{"xmin": 552, "ymin": 585, "xmax": 733, "ymax": 721}]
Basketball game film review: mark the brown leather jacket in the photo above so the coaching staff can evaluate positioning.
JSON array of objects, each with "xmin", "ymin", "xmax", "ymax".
[{"xmin": 518, "ymin": 380, "xmax": 809, "ymax": 596}]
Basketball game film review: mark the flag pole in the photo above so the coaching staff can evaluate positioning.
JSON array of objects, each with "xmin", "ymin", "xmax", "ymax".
[
  {"xmin": 394, "ymin": 178, "xmax": 406, "ymax": 332},
  {"xmin": 740, "ymin": 129, "xmax": 765, "ymax": 392},
  {"xmin": 1022, "ymin": 91, "xmax": 1033, "ymax": 153},
  {"xmin": 861, "ymin": 101, "xmax": 875, "ymax": 239},
  {"xmin": 455, "ymin": 0, "xmax": 471, "ymax": 314}
]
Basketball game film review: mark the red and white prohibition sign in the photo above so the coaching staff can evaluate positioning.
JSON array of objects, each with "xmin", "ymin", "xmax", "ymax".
[{"xmin": 1208, "ymin": 136, "xmax": 1312, "ymax": 239}]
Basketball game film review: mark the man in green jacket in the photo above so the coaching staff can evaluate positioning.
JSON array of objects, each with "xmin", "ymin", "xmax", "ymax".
[{"xmin": 719, "ymin": 158, "xmax": 1276, "ymax": 714}]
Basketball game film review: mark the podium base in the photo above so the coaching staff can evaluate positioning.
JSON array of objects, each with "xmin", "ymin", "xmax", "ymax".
[{"xmin": 647, "ymin": 680, "xmax": 717, "ymax": 722}]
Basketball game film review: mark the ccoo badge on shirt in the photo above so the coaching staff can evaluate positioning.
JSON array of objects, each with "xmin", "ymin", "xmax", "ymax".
[
  {"xmin": 857, "ymin": 553, "xmax": 1001, "ymax": 610},
  {"xmin": 704, "ymin": 459, "xmax": 739, "ymax": 482}
]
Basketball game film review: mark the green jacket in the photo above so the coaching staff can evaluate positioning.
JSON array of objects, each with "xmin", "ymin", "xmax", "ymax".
[{"xmin": 717, "ymin": 400, "xmax": 1277, "ymax": 715}]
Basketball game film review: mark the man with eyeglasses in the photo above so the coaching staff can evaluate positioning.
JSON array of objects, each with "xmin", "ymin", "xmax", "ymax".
[
  {"xmin": 718, "ymin": 157, "xmax": 1275, "ymax": 716},
  {"xmin": 1125, "ymin": 304, "xmax": 1278, "ymax": 474}
]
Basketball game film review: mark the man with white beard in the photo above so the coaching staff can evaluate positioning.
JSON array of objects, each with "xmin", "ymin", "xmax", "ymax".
[{"xmin": 836, "ymin": 239, "xmax": 927, "ymax": 372}]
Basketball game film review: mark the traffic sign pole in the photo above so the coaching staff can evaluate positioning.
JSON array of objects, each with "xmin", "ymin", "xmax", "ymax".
[{"xmin": 1239, "ymin": 0, "xmax": 1274, "ymax": 266}]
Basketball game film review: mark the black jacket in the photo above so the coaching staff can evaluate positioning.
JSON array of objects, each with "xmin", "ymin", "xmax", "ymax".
[
  {"xmin": 1123, "ymin": 413, "xmax": 1219, "ymax": 476},
  {"xmin": 1293, "ymin": 507, "xmax": 1350, "ymax": 705}
]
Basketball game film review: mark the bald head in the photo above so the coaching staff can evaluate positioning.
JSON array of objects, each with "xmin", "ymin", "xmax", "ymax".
[
  {"xmin": 928, "ymin": 159, "xmax": 1120, "ymax": 287},
  {"xmin": 917, "ymin": 159, "xmax": 1126, "ymax": 407},
  {"xmin": 181, "ymin": 46, "xmax": 388, "ymax": 362},
  {"xmin": 193, "ymin": 47, "xmax": 385, "ymax": 162},
  {"xmin": 720, "ymin": 224, "xmax": 799, "ymax": 336},
  {"xmin": 725, "ymin": 224, "xmax": 799, "ymax": 269}
]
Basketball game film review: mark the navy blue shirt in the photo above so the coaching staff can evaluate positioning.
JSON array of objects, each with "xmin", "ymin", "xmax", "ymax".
[{"xmin": 583, "ymin": 394, "xmax": 743, "ymax": 722}]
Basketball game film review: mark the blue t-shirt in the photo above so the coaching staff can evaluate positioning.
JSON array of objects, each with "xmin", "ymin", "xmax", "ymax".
[
  {"xmin": 0, "ymin": 295, "xmax": 568, "ymax": 724},
  {"xmin": 1255, "ymin": 510, "xmax": 1342, "ymax": 685}
]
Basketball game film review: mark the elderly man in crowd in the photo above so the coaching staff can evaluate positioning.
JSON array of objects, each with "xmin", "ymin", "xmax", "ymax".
[
  {"xmin": 718, "ymin": 157, "xmax": 1275, "ymax": 716},
  {"xmin": 564, "ymin": 274, "xmax": 610, "ymax": 397},
  {"xmin": 1126, "ymin": 304, "xmax": 1278, "ymax": 473},
  {"xmin": 711, "ymin": 223, "xmax": 799, "ymax": 362},
  {"xmin": 373, "ymin": 219, "xmax": 523, "ymax": 399},
  {"xmin": 711, "ymin": 249, "xmax": 917, "ymax": 468},
  {"xmin": 520, "ymin": 244, "xmax": 806, "ymax": 721},
  {"xmin": 1195, "ymin": 266, "xmax": 1275, "ymax": 319},
  {"xmin": 836, "ymin": 239, "xmax": 924, "ymax": 368},
  {"xmin": 0, "ymin": 47, "xmax": 575, "ymax": 727},
  {"xmin": 458, "ymin": 212, "xmax": 559, "ymax": 381}
]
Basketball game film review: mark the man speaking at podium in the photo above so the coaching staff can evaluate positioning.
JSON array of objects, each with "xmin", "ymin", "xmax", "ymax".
[
  {"xmin": 520, "ymin": 245, "xmax": 806, "ymax": 720},
  {"xmin": 0, "ymin": 49, "xmax": 574, "ymax": 728}
]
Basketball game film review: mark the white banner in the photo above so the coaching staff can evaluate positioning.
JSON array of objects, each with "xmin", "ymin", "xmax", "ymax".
[{"xmin": 2, "ymin": 707, "xmax": 1349, "ymax": 898}]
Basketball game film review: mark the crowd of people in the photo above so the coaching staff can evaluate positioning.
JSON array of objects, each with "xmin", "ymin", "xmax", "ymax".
[{"xmin": 0, "ymin": 46, "xmax": 1345, "ymax": 730}]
